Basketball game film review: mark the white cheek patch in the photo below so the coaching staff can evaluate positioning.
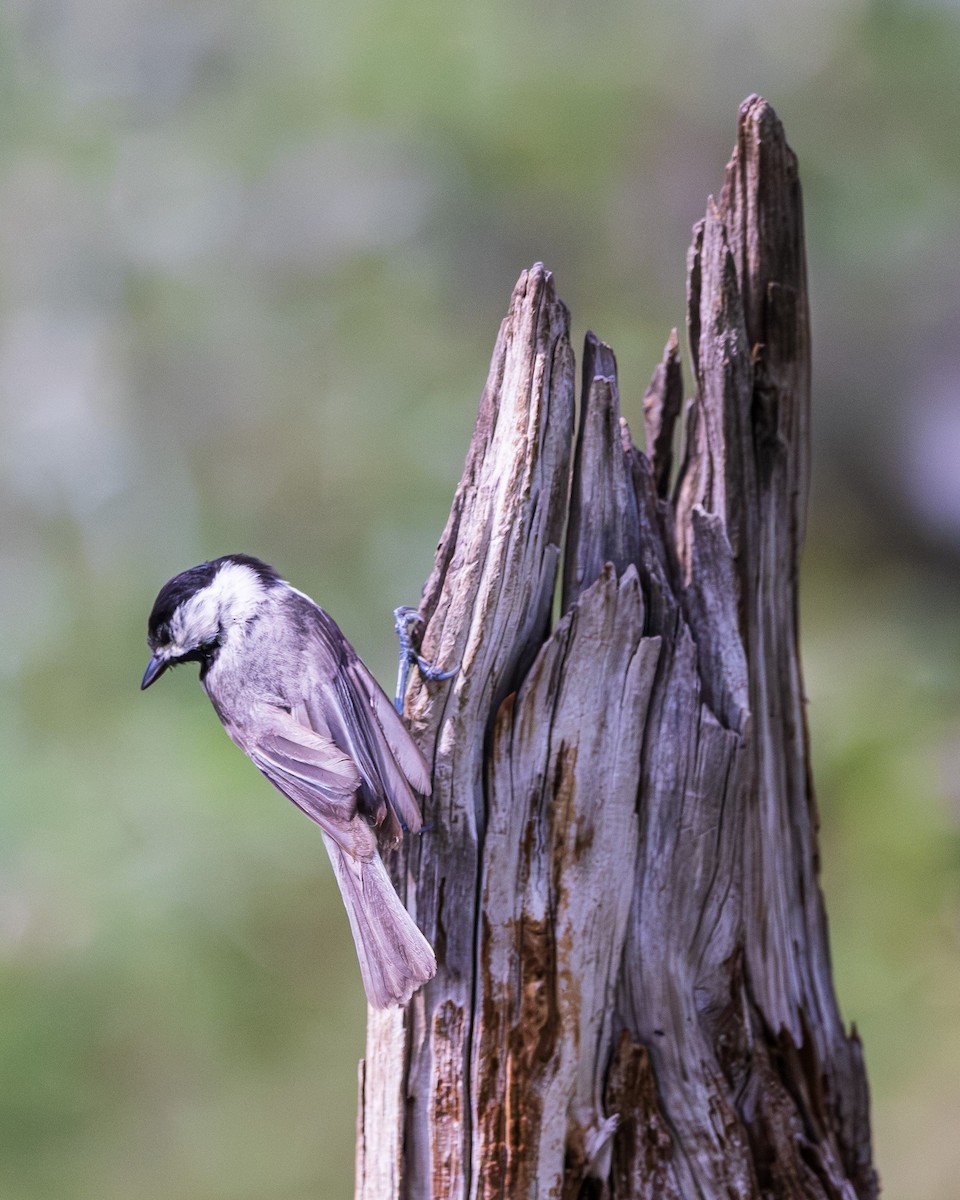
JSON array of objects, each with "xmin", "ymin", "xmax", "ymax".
[
  {"xmin": 168, "ymin": 562, "xmax": 267, "ymax": 655},
  {"xmin": 170, "ymin": 589, "xmax": 220, "ymax": 651},
  {"xmin": 208, "ymin": 562, "xmax": 267, "ymax": 623}
]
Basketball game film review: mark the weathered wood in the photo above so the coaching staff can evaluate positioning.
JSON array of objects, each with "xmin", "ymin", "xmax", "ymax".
[{"xmin": 355, "ymin": 95, "xmax": 875, "ymax": 1200}]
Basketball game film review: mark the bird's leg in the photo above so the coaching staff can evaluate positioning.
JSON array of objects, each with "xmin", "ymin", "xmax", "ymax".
[
  {"xmin": 393, "ymin": 606, "xmax": 421, "ymax": 711},
  {"xmin": 393, "ymin": 606, "xmax": 458, "ymax": 713}
]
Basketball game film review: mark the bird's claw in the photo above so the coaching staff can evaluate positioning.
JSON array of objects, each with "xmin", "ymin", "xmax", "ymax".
[
  {"xmin": 415, "ymin": 655, "xmax": 458, "ymax": 682},
  {"xmin": 393, "ymin": 606, "xmax": 458, "ymax": 712}
]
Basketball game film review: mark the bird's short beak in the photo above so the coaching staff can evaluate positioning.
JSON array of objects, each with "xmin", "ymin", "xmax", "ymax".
[{"xmin": 141, "ymin": 654, "xmax": 169, "ymax": 690}]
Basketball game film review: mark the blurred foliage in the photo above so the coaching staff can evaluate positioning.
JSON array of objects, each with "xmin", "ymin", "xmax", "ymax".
[{"xmin": 1, "ymin": 0, "xmax": 959, "ymax": 1196}]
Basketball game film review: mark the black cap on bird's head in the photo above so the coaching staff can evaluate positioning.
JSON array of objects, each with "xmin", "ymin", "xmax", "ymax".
[{"xmin": 141, "ymin": 555, "xmax": 280, "ymax": 689}]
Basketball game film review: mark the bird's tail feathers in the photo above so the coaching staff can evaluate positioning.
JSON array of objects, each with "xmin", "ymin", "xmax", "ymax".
[{"xmin": 325, "ymin": 836, "xmax": 436, "ymax": 1008}]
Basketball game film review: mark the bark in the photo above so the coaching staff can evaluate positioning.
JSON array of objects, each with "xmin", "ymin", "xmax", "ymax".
[{"xmin": 355, "ymin": 95, "xmax": 875, "ymax": 1200}]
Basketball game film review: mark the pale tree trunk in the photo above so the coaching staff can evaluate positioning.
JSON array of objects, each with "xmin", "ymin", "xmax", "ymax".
[{"xmin": 355, "ymin": 95, "xmax": 875, "ymax": 1200}]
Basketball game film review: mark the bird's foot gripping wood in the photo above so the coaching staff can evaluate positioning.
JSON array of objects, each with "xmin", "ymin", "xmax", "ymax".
[{"xmin": 392, "ymin": 605, "xmax": 458, "ymax": 713}]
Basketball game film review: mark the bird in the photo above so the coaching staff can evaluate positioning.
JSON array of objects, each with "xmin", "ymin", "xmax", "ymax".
[{"xmin": 140, "ymin": 553, "xmax": 439, "ymax": 1008}]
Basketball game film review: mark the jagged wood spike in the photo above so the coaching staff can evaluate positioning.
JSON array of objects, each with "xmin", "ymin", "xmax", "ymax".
[
  {"xmin": 357, "ymin": 263, "xmax": 575, "ymax": 1200},
  {"xmin": 642, "ymin": 327, "xmax": 683, "ymax": 499},
  {"xmin": 562, "ymin": 331, "xmax": 642, "ymax": 613}
]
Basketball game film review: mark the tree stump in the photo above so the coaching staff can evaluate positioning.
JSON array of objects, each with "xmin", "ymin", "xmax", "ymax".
[{"xmin": 355, "ymin": 94, "xmax": 875, "ymax": 1200}]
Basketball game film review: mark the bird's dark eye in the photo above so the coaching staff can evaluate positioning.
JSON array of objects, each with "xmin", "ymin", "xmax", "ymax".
[
  {"xmin": 152, "ymin": 623, "xmax": 177, "ymax": 650},
  {"xmin": 177, "ymin": 640, "xmax": 218, "ymax": 666}
]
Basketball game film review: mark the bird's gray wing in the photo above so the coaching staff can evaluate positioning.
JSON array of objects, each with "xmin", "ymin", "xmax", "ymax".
[
  {"xmin": 247, "ymin": 708, "xmax": 377, "ymax": 860},
  {"xmin": 347, "ymin": 656, "xmax": 432, "ymax": 794},
  {"xmin": 312, "ymin": 659, "xmax": 428, "ymax": 841},
  {"xmin": 297, "ymin": 605, "xmax": 431, "ymax": 843}
]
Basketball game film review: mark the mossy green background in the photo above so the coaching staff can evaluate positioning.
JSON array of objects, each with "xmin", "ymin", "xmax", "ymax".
[{"xmin": 2, "ymin": 2, "xmax": 959, "ymax": 1196}]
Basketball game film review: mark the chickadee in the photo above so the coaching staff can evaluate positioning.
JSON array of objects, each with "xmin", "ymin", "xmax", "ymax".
[{"xmin": 140, "ymin": 554, "xmax": 437, "ymax": 1008}]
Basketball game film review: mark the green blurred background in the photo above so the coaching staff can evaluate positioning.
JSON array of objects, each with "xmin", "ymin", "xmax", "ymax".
[{"xmin": 2, "ymin": 1, "xmax": 959, "ymax": 1196}]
